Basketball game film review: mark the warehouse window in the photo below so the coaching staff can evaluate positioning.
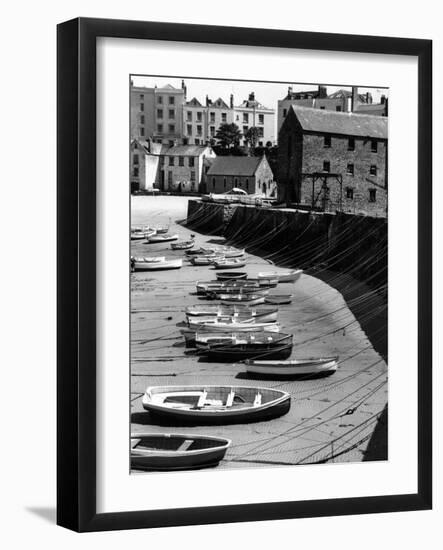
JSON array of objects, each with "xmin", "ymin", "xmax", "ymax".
[
  {"xmin": 323, "ymin": 161, "xmax": 330, "ymax": 172},
  {"xmin": 371, "ymin": 140, "xmax": 378, "ymax": 152},
  {"xmin": 346, "ymin": 187, "xmax": 354, "ymax": 199},
  {"xmin": 324, "ymin": 136, "xmax": 331, "ymax": 148},
  {"xmin": 369, "ymin": 189, "xmax": 376, "ymax": 202},
  {"xmin": 348, "ymin": 138, "xmax": 355, "ymax": 151},
  {"xmin": 370, "ymin": 165, "xmax": 377, "ymax": 176},
  {"xmin": 347, "ymin": 163, "xmax": 354, "ymax": 175}
]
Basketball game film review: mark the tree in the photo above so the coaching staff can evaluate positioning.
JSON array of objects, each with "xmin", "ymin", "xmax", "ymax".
[
  {"xmin": 244, "ymin": 126, "xmax": 260, "ymax": 149},
  {"xmin": 215, "ymin": 123, "xmax": 242, "ymax": 149}
]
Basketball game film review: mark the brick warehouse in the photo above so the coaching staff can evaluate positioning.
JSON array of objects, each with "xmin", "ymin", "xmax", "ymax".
[{"xmin": 278, "ymin": 106, "xmax": 388, "ymax": 216}]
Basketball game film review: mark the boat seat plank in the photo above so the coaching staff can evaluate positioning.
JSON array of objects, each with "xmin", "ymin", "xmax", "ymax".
[
  {"xmin": 177, "ymin": 439, "xmax": 194, "ymax": 452},
  {"xmin": 253, "ymin": 393, "xmax": 262, "ymax": 407},
  {"xmin": 197, "ymin": 390, "xmax": 208, "ymax": 408},
  {"xmin": 225, "ymin": 390, "xmax": 235, "ymax": 407}
]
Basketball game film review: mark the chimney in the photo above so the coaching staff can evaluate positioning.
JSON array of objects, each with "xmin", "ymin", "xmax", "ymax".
[
  {"xmin": 318, "ymin": 85, "xmax": 327, "ymax": 98},
  {"xmin": 230, "ymin": 94, "xmax": 234, "ymax": 108},
  {"xmin": 249, "ymin": 92, "xmax": 255, "ymax": 102},
  {"xmin": 351, "ymin": 87, "xmax": 359, "ymax": 112},
  {"xmin": 288, "ymin": 86, "xmax": 293, "ymax": 97},
  {"xmin": 181, "ymin": 79, "xmax": 187, "ymax": 99},
  {"xmin": 380, "ymin": 94, "xmax": 386, "ymax": 104},
  {"xmin": 366, "ymin": 92, "xmax": 373, "ymax": 104},
  {"xmin": 206, "ymin": 95, "xmax": 209, "ymax": 107}
]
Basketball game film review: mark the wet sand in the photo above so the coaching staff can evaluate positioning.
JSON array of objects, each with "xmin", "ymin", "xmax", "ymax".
[{"xmin": 130, "ymin": 196, "xmax": 388, "ymax": 468}]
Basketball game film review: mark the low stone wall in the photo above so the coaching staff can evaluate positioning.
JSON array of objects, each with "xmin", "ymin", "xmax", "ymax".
[{"xmin": 186, "ymin": 200, "xmax": 240, "ymax": 235}]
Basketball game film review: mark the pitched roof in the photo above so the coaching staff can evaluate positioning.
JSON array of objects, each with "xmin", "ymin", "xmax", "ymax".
[
  {"xmin": 212, "ymin": 97, "xmax": 230, "ymax": 109},
  {"xmin": 207, "ymin": 156, "xmax": 264, "ymax": 176},
  {"xmin": 186, "ymin": 97, "xmax": 203, "ymax": 107},
  {"xmin": 166, "ymin": 145, "xmax": 211, "ymax": 156},
  {"xmin": 328, "ymin": 89, "xmax": 367, "ymax": 102},
  {"xmin": 289, "ymin": 106, "xmax": 388, "ymax": 139}
]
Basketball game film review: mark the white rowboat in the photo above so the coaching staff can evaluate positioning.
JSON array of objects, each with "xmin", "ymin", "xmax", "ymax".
[
  {"xmin": 257, "ymin": 269, "xmax": 303, "ymax": 283},
  {"xmin": 245, "ymin": 356, "xmax": 339, "ymax": 376},
  {"xmin": 133, "ymin": 258, "xmax": 182, "ymax": 271}
]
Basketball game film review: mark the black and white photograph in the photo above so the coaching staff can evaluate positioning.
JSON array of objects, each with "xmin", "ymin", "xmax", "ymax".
[{"xmin": 129, "ymin": 76, "xmax": 389, "ymax": 472}]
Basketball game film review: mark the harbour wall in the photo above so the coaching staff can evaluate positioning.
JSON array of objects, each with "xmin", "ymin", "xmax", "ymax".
[{"xmin": 186, "ymin": 200, "xmax": 387, "ymax": 292}]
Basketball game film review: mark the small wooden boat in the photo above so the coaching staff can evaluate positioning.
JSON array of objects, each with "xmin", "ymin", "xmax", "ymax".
[
  {"xmin": 265, "ymin": 294, "xmax": 293, "ymax": 305},
  {"xmin": 131, "ymin": 433, "xmax": 230, "ymax": 471},
  {"xmin": 148, "ymin": 233, "xmax": 179, "ymax": 243},
  {"xmin": 133, "ymin": 258, "xmax": 182, "ymax": 271},
  {"xmin": 196, "ymin": 280, "xmax": 264, "ymax": 294},
  {"xmin": 188, "ymin": 318, "xmax": 280, "ymax": 332},
  {"xmin": 190, "ymin": 255, "xmax": 224, "ymax": 266},
  {"xmin": 198, "ymin": 334, "xmax": 293, "ymax": 362},
  {"xmin": 186, "ymin": 310, "xmax": 278, "ymax": 324},
  {"xmin": 213, "ymin": 258, "xmax": 246, "ymax": 269},
  {"xmin": 153, "ymin": 222, "xmax": 170, "ymax": 234},
  {"xmin": 207, "ymin": 288, "xmax": 270, "ymax": 299},
  {"xmin": 201, "ymin": 246, "xmax": 245, "ymax": 258},
  {"xmin": 131, "ymin": 227, "xmax": 156, "ymax": 240},
  {"xmin": 142, "ymin": 385, "xmax": 291, "ymax": 423},
  {"xmin": 185, "ymin": 304, "xmax": 278, "ymax": 317},
  {"xmin": 220, "ymin": 294, "xmax": 265, "ymax": 306},
  {"xmin": 244, "ymin": 356, "xmax": 338, "ymax": 377},
  {"xmin": 171, "ymin": 239, "xmax": 195, "ymax": 250},
  {"xmin": 257, "ymin": 269, "xmax": 303, "ymax": 283},
  {"xmin": 181, "ymin": 329, "xmax": 284, "ymax": 347},
  {"xmin": 216, "ymin": 272, "xmax": 248, "ymax": 281}
]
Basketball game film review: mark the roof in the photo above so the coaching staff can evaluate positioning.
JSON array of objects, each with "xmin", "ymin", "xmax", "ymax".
[
  {"xmin": 207, "ymin": 156, "xmax": 265, "ymax": 176},
  {"xmin": 328, "ymin": 89, "xmax": 367, "ymax": 102},
  {"xmin": 165, "ymin": 145, "xmax": 212, "ymax": 156},
  {"xmin": 354, "ymin": 104, "xmax": 387, "ymax": 116},
  {"xmin": 289, "ymin": 106, "xmax": 388, "ymax": 139},
  {"xmin": 186, "ymin": 97, "xmax": 203, "ymax": 107}
]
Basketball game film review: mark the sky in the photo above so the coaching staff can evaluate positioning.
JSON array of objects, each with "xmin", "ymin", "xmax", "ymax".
[{"xmin": 131, "ymin": 75, "xmax": 388, "ymax": 112}]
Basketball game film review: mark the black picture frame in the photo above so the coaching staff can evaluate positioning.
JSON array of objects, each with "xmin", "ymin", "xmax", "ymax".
[{"xmin": 57, "ymin": 17, "xmax": 432, "ymax": 532}]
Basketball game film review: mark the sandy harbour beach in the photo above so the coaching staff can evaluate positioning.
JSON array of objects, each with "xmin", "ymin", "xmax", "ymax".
[{"xmin": 130, "ymin": 195, "xmax": 387, "ymax": 469}]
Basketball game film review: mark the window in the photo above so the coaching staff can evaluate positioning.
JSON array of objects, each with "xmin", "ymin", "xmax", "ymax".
[
  {"xmin": 258, "ymin": 127, "xmax": 264, "ymax": 137},
  {"xmin": 139, "ymin": 127, "xmax": 145, "ymax": 136},
  {"xmin": 157, "ymin": 109, "xmax": 163, "ymax": 118},
  {"xmin": 283, "ymin": 108, "xmax": 287, "ymax": 117},
  {"xmin": 210, "ymin": 112, "xmax": 215, "ymax": 123},
  {"xmin": 157, "ymin": 96, "xmax": 163, "ymax": 104},
  {"xmin": 346, "ymin": 187, "xmax": 354, "ymax": 199},
  {"xmin": 243, "ymin": 113, "xmax": 249, "ymax": 123},
  {"xmin": 324, "ymin": 136, "xmax": 331, "ymax": 148},
  {"xmin": 186, "ymin": 111, "xmax": 192, "ymax": 122},
  {"xmin": 191, "ymin": 171, "xmax": 196, "ymax": 182},
  {"xmin": 369, "ymin": 189, "xmax": 376, "ymax": 202},
  {"xmin": 133, "ymin": 167, "xmax": 139, "ymax": 177},
  {"xmin": 140, "ymin": 115, "xmax": 145, "ymax": 124},
  {"xmin": 258, "ymin": 114, "xmax": 264, "ymax": 124},
  {"xmin": 243, "ymin": 126, "xmax": 248, "ymax": 134},
  {"xmin": 234, "ymin": 178, "xmax": 239, "ymax": 186},
  {"xmin": 320, "ymin": 106, "xmax": 326, "ymax": 110},
  {"xmin": 210, "ymin": 126, "xmax": 215, "ymax": 136},
  {"xmin": 187, "ymin": 124, "xmax": 192, "ymax": 135},
  {"xmin": 245, "ymin": 178, "xmax": 249, "ymax": 191},
  {"xmin": 195, "ymin": 138, "xmax": 200, "ymax": 145},
  {"xmin": 169, "ymin": 96, "xmax": 175, "ymax": 105},
  {"xmin": 348, "ymin": 138, "xmax": 355, "ymax": 151},
  {"xmin": 168, "ymin": 171, "xmax": 172, "ymax": 184},
  {"xmin": 179, "ymin": 156, "xmax": 184, "ymax": 166},
  {"xmin": 168, "ymin": 124, "xmax": 175, "ymax": 133},
  {"xmin": 197, "ymin": 112, "xmax": 202, "ymax": 122},
  {"xmin": 189, "ymin": 157, "xmax": 194, "ymax": 167},
  {"xmin": 223, "ymin": 177, "xmax": 226, "ymax": 188},
  {"xmin": 157, "ymin": 123, "xmax": 163, "ymax": 133},
  {"xmin": 371, "ymin": 140, "xmax": 378, "ymax": 152},
  {"xmin": 160, "ymin": 156, "xmax": 165, "ymax": 166},
  {"xmin": 370, "ymin": 165, "xmax": 377, "ymax": 176},
  {"xmin": 169, "ymin": 109, "xmax": 175, "ymax": 119},
  {"xmin": 140, "ymin": 103, "xmax": 144, "ymax": 111},
  {"xmin": 323, "ymin": 161, "xmax": 330, "ymax": 172},
  {"xmin": 133, "ymin": 154, "xmax": 139, "ymax": 165},
  {"xmin": 221, "ymin": 113, "xmax": 227, "ymax": 123},
  {"xmin": 139, "ymin": 94, "xmax": 144, "ymax": 100},
  {"xmin": 336, "ymin": 106, "xmax": 342, "ymax": 112},
  {"xmin": 169, "ymin": 156, "xmax": 174, "ymax": 166},
  {"xmin": 347, "ymin": 163, "xmax": 354, "ymax": 175},
  {"xmin": 197, "ymin": 125, "xmax": 202, "ymax": 136}
]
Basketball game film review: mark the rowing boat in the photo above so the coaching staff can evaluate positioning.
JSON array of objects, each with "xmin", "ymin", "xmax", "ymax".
[
  {"xmin": 132, "ymin": 258, "xmax": 182, "ymax": 271},
  {"xmin": 170, "ymin": 239, "xmax": 195, "ymax": 250},
  {"xmin": 186, "ymin": 310, "xmax": 278, "ymax": 323},
  {"xmin": 220, "ymin": 294, "xmax": 266, "ymax": 306},
  {"xmin": 131, "ymin": 433, "xmax": 230, "ymax": 471},
  {"xmin": 142, "ymin": 385, "xmax": 291, "ymax": 423},
  {"xmin": 213, "ymin": 258, "xmax": 246, "ymax": 269},
  {"xmin": 201, "ymin": 246, "xmax": 245, "ymax": 258},
  {"xmin": 181, "ymin": 329, "xmax": 287, "ymax": 347},
  {"xmin": 265, "ymin": 294, "xmax": 293, "ymax": 305},
  {"xmin": 244, "ymin": 356, "xmax": 338, "ymax": 376},
  {"xmin": 215, "ymin": 271, "xmax": 248, "ymax": 281},
  {"xmin": 190, "ymin": 255, "xmax": 224, "ymax": 266},
  {"xmin": 185, "ymin": 304, "xmax": 278, "ymax": 317},
  {"xmin": 131, "ymin": 227, "xmax": 156, "ymax": 240},
  {"xmin": 147, "ymin": 233, "xmax": 179, "ymax": 243},
  {"xmin": 257, "ymin": 269, "xmax": 303, "ymax": 283},
  {"xmin": 198, "ymin": 338, "xmax": 293, "ymax": 362},
  {"xmin": 188, "ymin": 318, "xmax": 279, "ymax": 332}
]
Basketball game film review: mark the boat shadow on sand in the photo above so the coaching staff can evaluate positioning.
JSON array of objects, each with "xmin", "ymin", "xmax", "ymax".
[
  {"xmin": 235, "ymin": 371, "xmax": 336, "ymax": 382},
  {"xmin": 131, "ymin": 407, "xmax": 289, "ymax": 426}
]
